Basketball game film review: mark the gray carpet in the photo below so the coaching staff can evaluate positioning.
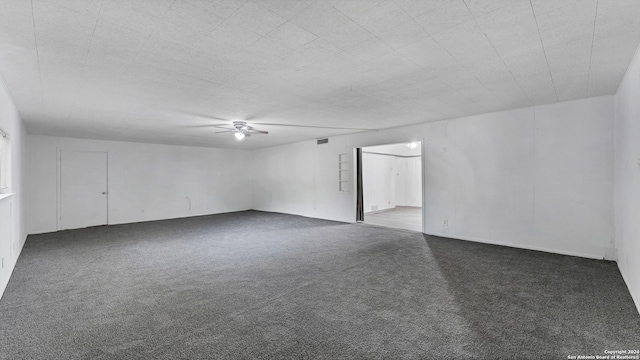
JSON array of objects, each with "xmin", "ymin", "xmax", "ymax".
[{"xmin": 0, "ymin": 210, "xmax": 638, "ymax": 359}]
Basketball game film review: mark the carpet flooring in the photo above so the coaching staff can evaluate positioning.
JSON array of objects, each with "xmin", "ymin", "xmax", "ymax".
[{"xmin": 0, "ymin": 210, "xmax": 638, "ymax": 359}]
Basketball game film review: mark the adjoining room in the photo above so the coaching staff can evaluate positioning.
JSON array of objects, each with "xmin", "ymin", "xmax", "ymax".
[{"xmin": 359, "ymin": 142, "xmax": 422, "ymax": 232}]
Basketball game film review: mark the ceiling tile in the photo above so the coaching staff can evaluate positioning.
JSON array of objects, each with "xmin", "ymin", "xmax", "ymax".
[
  {"xmin": 396, "ymin": 36, "xmax": 454, "ymax": 71},
  {"xmin": 432, "ymin": 20, "xmax": 499, "ymax": 66},
  {"xmin": 501, "ymin": 50, "xmax": 556, "ymax": 100},
  {"xmin": 224, "ymin": 0, "xmax": 288, "ymax": 36},
  {"xmin": 543, "ymin": 39, "xmax": 591, "ymax": 101},
  {"xmin": 99, "ymin": 6, "xmax": 162, "ymax": 37},
  {"xmin": 197, "ymin": 21, "xmax": 262, "ymax": 57},
  {"xmin": 431, "ymin": 65, "xmax": 505, "ymax": 110},
  {"xmin": 91, "ymin": 20, "xmax": 148, "ymax": 59},
  {"xmin": 295, "ymin": 51, "xmax": 364, "ymax": 79},
  {"xmin": 182, "ymin": 0, "xmax": 245, "ymax": 19},
  {"xmin": 465, "ymin": 58, "xmax": 532, "ymax": 108},
  {"xmin": 437, "ymin": 91, "xmax": 486, "ymax": 116},
  {"xmin": 393, "ymin": 0, "xmax": 452, "ymax": 17},
  {"xmin": 377, "ymin": 20, "xmax": 430, "ymax": 50},
  {"xmin": 346, "ymin": 37, "xmax": 395, "ymax": 63},
  {"xmin": 290, "ymin": 0, "xmax": 352, "ymax": 37},
  {"xmin": 141, "ymin": 35, "xmax": 198, "ymax": 65},
  {"xmin": 414, "ymin": 0, "xmax": 473, "ymax": 36},
  {"xmin": 264, "ymin": 22, "xmax": 318, "ymax": 51},
  {"xmin": 278, "ymin": 38, "xmax": 343, "ymax": 70},
  {"xmin": 163, "ymin": 1, "xmax": 224, "ymax": 29},
  {"xmin": 366, "ymin": 51, "xmax": 423, "ymax": 77},
  {"xmin": 104, "ymin": 0, "xmax": 175, "ymax": 18},
  {"xmin": 530, "ymin": 0, "xmax": 600, "ymax": 100},
  {"xmin": 0, "ymin": 6, "xmax": 36, "ymax": 51},
  {"xmin": 38, "ymin": 58, "xmax": 83, "ymax": 93},
  {"xmin": 588, "ymin": 0, "xmax": 640, "ymax": 96},
  {"xmin": 463, "ymin": 0, "xmax": 528, "ymax": 18},
  {"xmin": 324, "ymin": 0, "xmax": 384, "ymax": 18},
  {"xmin": 34, "ymin": 0, "xmax": 103, "ymax": 15},
  {"xmin": 352, "ymin": 0, "xmax": 413, "ymax": 38},
  {"xmin": 474, "ymin": 2, "xmax": 540, "ymax": 58},
  {"xmin": 373, "ymin": 69, "xmax": 434, "ymax": 93},
  {"xmin": 149, "ymin": 22, "xmax": 205, "ymax": 48},
  {"xmin": 257, "ymin": 0, "xmax": 317, "ymax": 20},
  {"xmin": 1, "ymin": 0, "xmax": 35, "ymax": 17},
  {"xmin": 321, "ymin": 21, "xmax": 376, "ymax": 51},
  {"xmin": 32, "ymin": 1, "xmax": 97, "ymax": 45},
  {"xmin": 531, "ymin": 0, "xmax": 598, "ymax": 45},
  {"xmin": 36, "ymin": 37, "xmax": 88, "ymax": 64},
  {"xmin": 84, "ymin": 48, "xmax": 131, "ymax": 75}
]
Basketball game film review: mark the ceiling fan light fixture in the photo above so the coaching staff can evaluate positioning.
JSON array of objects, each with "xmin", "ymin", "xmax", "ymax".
[{"xmin": 234, "ymin": 132, "xmax": 246, "ymax": 141}]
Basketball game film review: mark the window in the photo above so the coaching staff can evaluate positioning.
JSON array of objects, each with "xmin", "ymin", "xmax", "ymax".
[{"xmin": 0, "ymin": 128, "xmax": 8, "ymax": 190}]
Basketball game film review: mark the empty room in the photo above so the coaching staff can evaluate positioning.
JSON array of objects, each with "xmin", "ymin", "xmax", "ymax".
[{"xmin": 1, "ymin": 0, "xmax": 639, "ymax": 359}]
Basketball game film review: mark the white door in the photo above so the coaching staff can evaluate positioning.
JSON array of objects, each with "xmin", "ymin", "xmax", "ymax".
[{"xmin": 60, "ymin": 150, "xmax": 108, "ymax": 230}]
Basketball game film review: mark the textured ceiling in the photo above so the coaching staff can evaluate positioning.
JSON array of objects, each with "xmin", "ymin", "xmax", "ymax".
[{"xmin": 0, "ymin": 0, "xmax": 639, "ymax": 149}]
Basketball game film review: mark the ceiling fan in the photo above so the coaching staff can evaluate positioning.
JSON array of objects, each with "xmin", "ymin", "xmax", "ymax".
[
  {"xmin": 182, "ymin": 111, "xmax": 377, "ymax": 142},
  {"xmin": 212, "ymin": 120, "xmax": 267, "ymax": 141}
]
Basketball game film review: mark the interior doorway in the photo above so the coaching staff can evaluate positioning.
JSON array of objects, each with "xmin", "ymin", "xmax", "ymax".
[
  {"xmin": 59, "ymin": 150, "xmax": 108, "ymax": 230},
  {"xmin": 356, "ymin": 142, "xmax": 422, "ymax": 232}
]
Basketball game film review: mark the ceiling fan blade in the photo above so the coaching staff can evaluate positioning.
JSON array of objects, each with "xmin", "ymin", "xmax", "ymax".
[
  {"xmin": 184, "ymin": 124, "xmax": 221, "ymax": 128},
  {"xmin": 215, "ymin": 130, "xmax": 235, "ymax": 134},
  {"xmin": 251, "ymin": 122, "xmax": 376, "ymax": 131},
  {"xmin": 248, "ymin": 129, "xmax": 269, "ymax": 135},
  {"xmin": 211, "ymin": 124, "xmax": 233, "ymax": 129}
]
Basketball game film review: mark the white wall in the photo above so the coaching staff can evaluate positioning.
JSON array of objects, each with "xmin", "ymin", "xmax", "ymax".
[
  {"xmin": 252, "ymin": 138, "xmax": 355, "ymax": 222},
  {"xmin": 0, "ymin": 76, "xmax": 27, "ymax": 299},
  {"xmin": 252, "ymin": 96, "xmax": 614, "ymax": 261},
  {"xmin": 424, "ymin": 98, "xmax": 613, "ymax": 259},
  {"xmin": 395, "ymin": 156, "xmax": 421, "ymax": 207},
  {"xmin": 614, "ymin": 46, "xmax": 640, "ymax": 312},
  {"xmin": 361, "ymin": 145, "xmax": 422, "ymax": 212},
  {"xmin": 28, "ymin": 135, "xmax": 253, "ymax": 234},
  {"xmin": 362, "ymin": 152, "xmax": 396, "ymax": 213}
]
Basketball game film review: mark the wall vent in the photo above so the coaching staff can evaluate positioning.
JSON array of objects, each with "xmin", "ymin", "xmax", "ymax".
[{"xmin": 317, "ymin": 138, "xmax": 329, "ymax": 145}]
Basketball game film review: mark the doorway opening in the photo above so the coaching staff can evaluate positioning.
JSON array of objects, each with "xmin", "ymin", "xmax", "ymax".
[{"xmin": 356, "ymin": 142, "xmax": 422, "ymax": 232}]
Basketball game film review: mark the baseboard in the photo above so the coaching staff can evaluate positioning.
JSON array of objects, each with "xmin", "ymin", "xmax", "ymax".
[
  {"xmin": 423, "ymin": 231, "xmax": 604, "ymax": 260},
  {"xmin": 28, "ymin": 208, "xmax": 255, "ymax": 235},
  {"xmin": 618, "ymin": 264, "xmax": 640, "ymax": 316},
  {"xmin": 364, "ymin": 206, "xmax": 396, "ymax": 214}
]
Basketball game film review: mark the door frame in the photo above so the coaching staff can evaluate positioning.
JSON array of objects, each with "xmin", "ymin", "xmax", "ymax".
[
  {"xmin": 353, "ymin": 140, "xmax": 426, "ymax": 233},
  {"xmin": 56, "ymin": 148, "xmax": 109, "ymax": 230}
]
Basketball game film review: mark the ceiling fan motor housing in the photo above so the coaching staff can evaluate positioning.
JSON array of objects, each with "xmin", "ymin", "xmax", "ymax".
[{"xmin": 233, "ymin": 121, "xmax": 250, "ymax": 133}]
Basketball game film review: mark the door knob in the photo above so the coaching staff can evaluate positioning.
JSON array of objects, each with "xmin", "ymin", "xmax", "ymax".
[{"xmin": 102, "ymin": 192, "xmax": 107, "ymax": 195}]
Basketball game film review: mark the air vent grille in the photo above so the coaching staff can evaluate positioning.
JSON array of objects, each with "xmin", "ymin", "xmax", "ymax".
[{"xmin": 317, "ymin": 138, "xmax": 329, "ymax": 145}]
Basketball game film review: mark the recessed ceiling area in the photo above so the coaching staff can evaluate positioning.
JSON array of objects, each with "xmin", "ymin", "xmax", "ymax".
[{"xmin": 1, "ymin": 0, "xmax": 639, "ymax": 149}]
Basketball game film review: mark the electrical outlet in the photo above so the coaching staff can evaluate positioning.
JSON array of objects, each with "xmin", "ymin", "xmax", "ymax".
[{"xmin": 443, "ymin": 219, "xmax": 448, "ymax": 226}]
